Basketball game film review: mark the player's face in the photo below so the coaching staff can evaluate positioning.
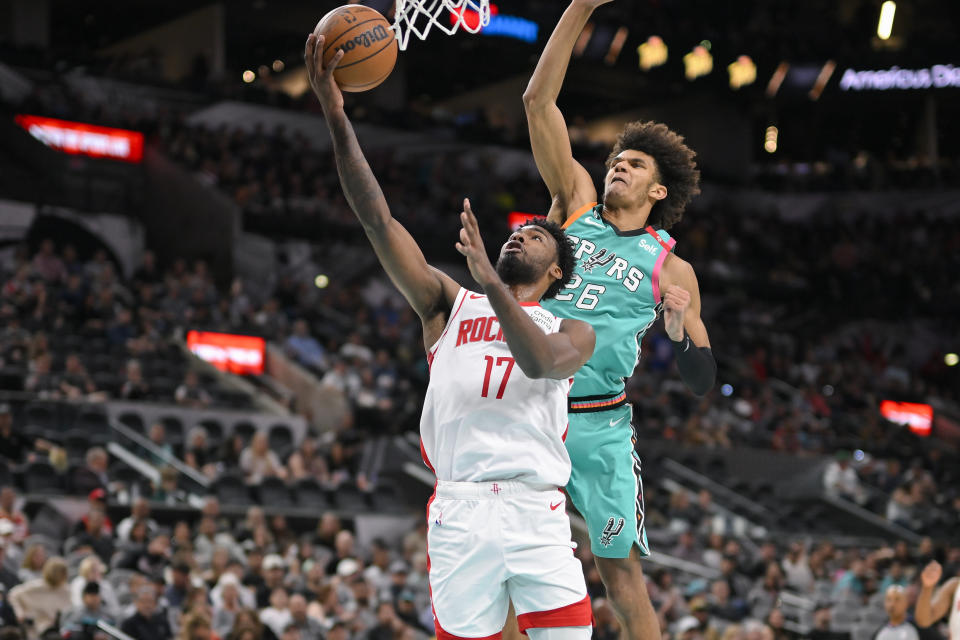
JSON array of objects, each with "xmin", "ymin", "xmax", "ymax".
[
  {"xmin": 495, "ymin": 225, "xmax": 559, "ymax": 286},
  {"xmin": 603, "ymin": 149, "xmax": 665, "ymax": 206}
]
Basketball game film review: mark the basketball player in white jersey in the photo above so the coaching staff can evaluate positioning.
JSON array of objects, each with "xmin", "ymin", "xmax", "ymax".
[
  {"xmin": 306, "ymin": 33, "xmax": 597, "ymax": 640},
  {"xmin": 915, "ymin": 560, "xmax": 960, "ymax": 635}
]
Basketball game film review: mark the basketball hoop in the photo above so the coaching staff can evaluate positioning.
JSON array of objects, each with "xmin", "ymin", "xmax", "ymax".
[{"xmin": 392, "ymin": 0, "xmax": 491, "ymax": 51}]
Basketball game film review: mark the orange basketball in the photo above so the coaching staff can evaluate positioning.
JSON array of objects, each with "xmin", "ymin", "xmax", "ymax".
[{"xmin": 314, "ymin": 5, "xmax": 398, "ymax": 92}]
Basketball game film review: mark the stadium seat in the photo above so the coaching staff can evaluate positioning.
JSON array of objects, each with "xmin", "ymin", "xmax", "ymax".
[
  {"xmin": 852, "ymin": 624, "xmax": 877, "ymax": 640},
  {"xmin": 75, "ymin": 408, "xmax": 110, "ymax": 440},
  {"xmin": 24, "ymin": 402, "xmax": 59, "ymax": 431},
  {"xmin": 63, "ymin": 429, "xmax": 92, "ymax": 461},
  {"xmin": 858, "ymin": 610, "xmax": 887, "ymax": 628},
  {"xmin": 22, "ymin": 461, "xmax": 63, "ymax": 494},
  {"xmin": 160, "ymin": 415, "xmax": 185, "ymax": 446},
  {"xmin": 118, "ymin": 411, "xmax": 145, "ymax": 434},
  {"xmin": 23, "ymin": 533, "xmax": 61, "ymax": 557},
  {"xmin": 268, "ymin": 423, "xmax": 294, "ymax": 453},
  {"xmin": 370, "ymin": 484, "xmax": 404, "ymax": 512},
  {"xmin": 198, "ymin": 418, "xmax": 225, "ymax": 446},
  {"xmin": 0, "ymin": 459, "xmax": 11, "ymax": 486},
  {"xmin": 257, "ymin": 477, "xmax": 294, "ymax": 507},
  {"xmin": 212, "ymin": 473, "xmax": 253, "ymax": 505},
  {"xmin": 233, "ymin": 421, "xmax": 257, "ymax": 443},
  {"xmin": 294, "ymin": 478, "xmax": 330, "ymax": 509},
  {"xmin": 331, "ymin": 483, "xmax": 366, "ymax": 510}
]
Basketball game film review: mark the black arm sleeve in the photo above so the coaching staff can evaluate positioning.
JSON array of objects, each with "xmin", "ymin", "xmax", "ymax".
[{"xmin": 671, "ymin": 329, "xmax": 716, "ymax": 396}]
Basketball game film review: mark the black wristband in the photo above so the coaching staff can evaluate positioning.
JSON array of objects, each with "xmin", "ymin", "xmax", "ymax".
[{"xmin": 671, "ymin": 329, "xmax": 716, "ymax": 396}]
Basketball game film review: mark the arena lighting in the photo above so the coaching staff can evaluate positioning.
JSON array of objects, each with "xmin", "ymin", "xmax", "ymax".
[
  {"xmin": 764, "ymin": 126, "xmax": 778, "ymax": 153},
  {"xmin": 314, "ymin": 274, "xmax": 330, "ymax": 289},
  {"xmin": 573, "ymin": 22, "xmax": 594, "ymax": 57},
  {"xmin": 187, "ymin": 331, "xmax": 265, "ymax": 375},
  {"xmin": 809, "ymin": 60, "xmax": 836, "ymax": 100},
  {"xmin": 449, "ymin": 4, "xmax": 538, "ymax": 43},
  {"xmin": 766, "ymin": 62, "xmax": 790, "ymax": 97},
  {"xmin": 683, "ymin": 45, "xmax": 713, "ymax": 80},
  {"xmin": 945, "ymin": 353, "xmax": 959, "ymax": 367},
  {"xmin": 272, "ymin": 59, "xmax": 285, "ymax": 72},
  {"xmin": 508, "ymin": 211, "xmax": 539, "ymax": 230},
  {"xmin": 14, "ymin": 114, "xmax": 143, "ymax": 163},
  {"xmin": 637, "ymin": 36, "xmax": 668, "ymax": 71},
  {"xmin": 242, "ymin": 70, "xmax": 255, "ymax": 83},
  {"xmin": 727, "ymin": 55, "xmax": 757, "ymax": 89},
  {"xmin": 604, "ymin": 26, "xmax": 629, "ymax": 65},
  {"xmin": 880, "ymin": 400, "xmax": 933, "ymax": 437},
  {"xmin": 720, "ymin": 384, "xmax": 733, "ymax": 397},
  {"xmin": 877, "ymin": 1, "xmax": 896, "ymax": 40}
]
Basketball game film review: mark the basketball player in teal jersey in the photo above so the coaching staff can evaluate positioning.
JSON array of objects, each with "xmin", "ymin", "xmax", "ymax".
[{"xmin": 521, "ymin": 1, "xmax": 716, "ymax": 639}]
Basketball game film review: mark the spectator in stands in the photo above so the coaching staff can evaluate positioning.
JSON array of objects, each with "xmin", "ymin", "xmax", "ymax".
[
  {"xmin": 145, "ymin": 423, "xmax": 175, "ymax": 466},
  {"xmin": 0, "ymin": 534, "xmax": 18, "ymax": 595},
  {"xmin": 212, "ymin": 574, "xmax": 244, "ymax": 637},
  {"xmin": 0, "ymin": 488, "xmax": 28, "ymax": 544},
  {"xmin": 832, "ymin": 558, "xmax": 867, "ymax": 599},
  {"xmin": 256, "ymin": 555, "xmax": 286, "ymax": 609},
  {"xmin": 175, "ymin": 370, "xmax": 213, "ymax": 409},
  {"xmin": 240, "ymin": 433, "xmax": 286, "ymax": 484},
  {"xmin": 8, "ymin": 556, "xmax": 71, "ymax": 638},
  {"xmin": 117, "ymin": 498, "xmax": 158, "ymax": 543},
  {"xmin": 822, "ymin": 451, "xmax": 867, "ymax": 505},
  {"xmin": 121, "ymin": 586, "xmax": 173, "ymax": 640},
  {"xmin": 747, "ymin": 563, "xmax": 784, "ymax": 620},
  {"xmin": 69, "ymin": 556, "xmax": 120, "ymax": 620},
  {"xmin": 287, "ymin": 593, "xmax": 323, "ymax": 640},
  {"xmin": 68, "ymin": 508, "xmax": 115, "ymax": 563},
  {"xmin": 285, "ymin": 320, "xmax": 328, "ymax": 373},
  {"xmin": 781, "ymin": 542, "xmax": 814, "ymax": 593},
  {"xmin": 17, "ymin": 543, "xmax": 46, "ymax": 583},
  {"xmin": 0, "ymin": 583, "xmax": 18, "ymax": 628},
  {"xmin": 178, "ymin": 610, "xmax": 216, "ymax": 640},
  {"xmin": 32, "ymin": 240, "xmax": 66, "ymax": 284},
  {"xmin": 185, "ymin": 427, "xmax": 218, "ymax": 479},
  {"xmin": 0, "ymin": 407, "xmax": 39, "ymax": 465},
  {"xmin": 58, "ymin": 353, "xmax": 102, "ymax": 401},
  {"xmin": 885, "ymin": 482, "xmax": 918, "ymax": 529},
  {"xmin": 287, "ymin": 437, "xmax": 329, "ymax": 484},
  {"xmin": 62, "ymin": 581, "xmax": 115, "ymax": 633},
  {"xmin": 260, "ymin": 587, "xmax": 292, "ymax": 637},
  {"xmin": 707, "ymin": 579, "xmax": 745, "ymax": 622},
  {"xmin": 225, "ymin": 609, "xmax": 265, "ymax": 640},
  {"xmin": 120, "ymin": 359, "xmax": 151, "ymax": 400},
  {"xmin": 164, "ymin": 561, "xmax": 192, "ymax": 611},
  {"xmin": 25, "ymin": 353, "xmax": 58, "ymax": 396},
  {"xmin": 320, "ymin": 359, "xmax": 359, "ymax": 396}
]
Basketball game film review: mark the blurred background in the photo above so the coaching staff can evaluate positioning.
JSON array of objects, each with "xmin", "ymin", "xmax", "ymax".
[{"xmin": 0, "ymin": 1, "xmax": 958, "ymax": 640}]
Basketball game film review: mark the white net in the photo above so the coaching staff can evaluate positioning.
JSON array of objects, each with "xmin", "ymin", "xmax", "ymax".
[{"xmin": 392, "ymin": 0, "xmax": 492, "ymax": 51}]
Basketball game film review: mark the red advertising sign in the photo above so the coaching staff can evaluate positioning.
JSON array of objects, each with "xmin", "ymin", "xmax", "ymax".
[
  {"xmin": 880, "ymin": 400, "xmax": 933, "ymax": 437},
  {"xmin": 187, "ymin": 331, "xmax": 265, "ymax": 375},
  {"xmin": 14, "ymin": 114, "xmax": 144, "ymax": 163},
  {"xmin": 508, "ymin": 211, "xmax": 540, "ymax": 230}
]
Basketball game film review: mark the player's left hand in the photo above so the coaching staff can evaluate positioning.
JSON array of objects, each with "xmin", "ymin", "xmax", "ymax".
[
  {"xmin": 455, "ymin": 198, "xmax": 499, "ymax": 288},
  {"xmin": 663, "ymin": 285, "xmax": 690, "ymax": 341}
]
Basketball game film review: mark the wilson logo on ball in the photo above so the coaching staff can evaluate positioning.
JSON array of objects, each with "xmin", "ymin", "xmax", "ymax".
[{"xmin": 340, "ymin": 25, "xmax": 392, "ymax": 51}]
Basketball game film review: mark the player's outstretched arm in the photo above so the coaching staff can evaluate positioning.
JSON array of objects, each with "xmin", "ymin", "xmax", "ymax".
[
  {"xmin": 915, "ymin": 562, "xmax": 957, "ymax": 627},
  {"xmin": 523, "ymin": 0, "xmax": 609, "ymax": 223},
  {"xmin": 305, "ymin": 33, "xmax": 456, "ymax": 321},
  {"xmin": 661, "ymin": 256, "xmax": 715, "ymax": 396},
  {"xmin": 456, "ymin": 200, "xmax": 595, "ymax": 379}
]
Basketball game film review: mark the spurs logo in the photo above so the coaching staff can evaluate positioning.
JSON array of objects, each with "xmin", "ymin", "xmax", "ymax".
[
  {"xmin": 599, "ymin": 516, "xmax": 625, "ymax": 547},
  {"xmin": 581, "ymin": 248, "xmax": 616, "ymax": 273}
]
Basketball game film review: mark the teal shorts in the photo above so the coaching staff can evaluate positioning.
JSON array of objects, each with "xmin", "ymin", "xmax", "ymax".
[{"xmin": 564, "ymin": 403, "xmax": 650, "ymax": 558}]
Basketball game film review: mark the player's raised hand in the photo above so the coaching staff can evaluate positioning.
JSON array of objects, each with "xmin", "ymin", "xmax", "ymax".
[
  {"xmin": 455, "ymin": 198, "xmax": 498, "ymax": 288},
  {"xmin": 663, "ymin": 285, "xmax": 691, "ymax": 342},
  {"xmin": 920, "ymin": 561, "xmax": 942, "ymax": 588},
  {"xmin": 305, "ymin": 33, "xmax": 345, "ymax": 111}
]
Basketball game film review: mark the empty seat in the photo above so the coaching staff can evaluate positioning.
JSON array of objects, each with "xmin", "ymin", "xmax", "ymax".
[
  {"xmin": 370, "ymin": 485, "xmax": 404, "ymax": 512},
  {"xmin": 268, "ymin": 424, "xmax": 294, "ymax": 453},
  {"xmin": 294, "ymin": 478, "xmax": 330, "ymax": 509},
  {"xmin": 160, "ymin": 416, "xmax": 185, "ymax": 445},
  {"xmin": 212, "ymin": 474, "xmax": 253, "ymax": 505},
  {"xmin": 198, "ymin": 418, "xmax": 225, "ymax": 445},
  {"xmin": 76, "ymin": 408, "xmax": 110, "ymax": 434},
  {"xmin": 331, "ymin": 483, "xmax": 366, "ymax": 510},
  {"xmin": 24, "ymin": 402, "xmax": 58, "ymax": 430},
  {"xmin": 233, "ymin": 421, "xmax": 257, "ymax": 443},
  {"xmin": 63, "ymin": 429, "xmax": 92, "ymax": 461},
  {"xmin": 22, "ymin": 461, "xmax": 62, "ymax": 494},
  {"xmin": 257, "ymin": 477, "xmax": 293, "ymax": 507},
  {"xmin": 118, "ymin": 412, "xmax": 145, "ymax": 434}
]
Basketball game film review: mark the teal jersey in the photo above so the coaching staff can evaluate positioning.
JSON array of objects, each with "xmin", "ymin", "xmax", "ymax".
[{"xmin": 542, "ymin": 204, "xmax": 675, "ymax": 399}]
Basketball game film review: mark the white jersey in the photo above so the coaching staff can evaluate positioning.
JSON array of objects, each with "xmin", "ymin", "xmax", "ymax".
[
  {"xmin": 420, "ymin": 288, "xmax": 573, "ymax": 487},
  {"xmin": 950, "ymin": 579, "xmax": 960, "ymax": 640}
]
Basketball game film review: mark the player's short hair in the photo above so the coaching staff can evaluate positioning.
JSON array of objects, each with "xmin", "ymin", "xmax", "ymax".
[
  {"xmin": 606, "ymin": 121, "xmax": 701, "ymax": 230},
  {"xmin": 521, "ymin": 218, "xmax": 575, "ymax": 300}
]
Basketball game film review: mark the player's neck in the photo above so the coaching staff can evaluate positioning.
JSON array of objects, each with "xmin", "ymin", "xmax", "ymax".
[
  {"xmin": 601, "ymin": 203, "xmax": 651, "ymax": 231},
  {"xmin": 504, "ymin": 282, "xmax": 542, "ymax": 304}
]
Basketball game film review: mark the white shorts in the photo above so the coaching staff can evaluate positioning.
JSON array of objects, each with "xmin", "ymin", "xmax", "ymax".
[{"xmin": 426, "ymin": 480, "xmax": 592, "ymax": 639}]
